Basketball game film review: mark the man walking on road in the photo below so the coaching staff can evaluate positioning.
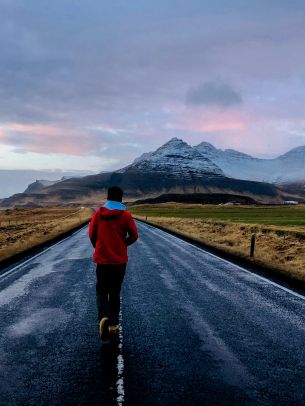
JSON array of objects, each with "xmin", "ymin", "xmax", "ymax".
[{"xmin": 89, "ymin": 186, "xmax": 138, "ymax": 340}]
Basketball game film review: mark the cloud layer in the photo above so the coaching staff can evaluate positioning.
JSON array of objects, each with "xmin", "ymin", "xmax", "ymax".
[
  {"xmin": 0, "ymin": 0, "xmax": 305, "ymax": 169},
  {"xmin": 186, "ymin": 82, "xmax": 242, "ymax": 107}
]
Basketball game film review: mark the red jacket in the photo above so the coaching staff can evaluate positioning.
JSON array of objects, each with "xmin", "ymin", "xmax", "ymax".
[{"xmin": 89, "ymin": 206, "xmax": 138, "ymax": 264}]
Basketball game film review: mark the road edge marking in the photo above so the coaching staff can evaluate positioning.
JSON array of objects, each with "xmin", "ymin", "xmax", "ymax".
[{"xmin": 116, "ymin": 307, "xmax": 125, "ymax": 406}]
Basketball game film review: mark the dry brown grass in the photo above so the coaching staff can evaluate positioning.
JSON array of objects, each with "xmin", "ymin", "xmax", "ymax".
[
  {"xmin": 0, "ymin": 207, "xmax": 94, "ymax": 263},
  {"xmin": 135, "ymin": 215, "xmax": 305, "ymax": 282}
]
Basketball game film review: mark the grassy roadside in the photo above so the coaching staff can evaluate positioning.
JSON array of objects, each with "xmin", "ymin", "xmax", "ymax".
[
  {"xmin": 131, "ymin": 204, "xmax": 305, "ymax": 283},
  {"xmin": 131, "ymin": 203, "xmax": 305, "ymax": 228},
  {"xmin": 0, "ymin": 207, "xmax": 94, "ymax": 265}
]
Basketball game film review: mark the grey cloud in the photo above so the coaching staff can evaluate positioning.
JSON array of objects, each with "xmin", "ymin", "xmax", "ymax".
[
  {"xmin": 186, "ymin": 82, "xmax": 242, "ymax": 107},
  {"xmin": 0, "ymin": 0, "xmax": 302, "ymax": 125},
  {"xmin": 0, "ymin": 0, "xmax": 304, "ymax": 165}
]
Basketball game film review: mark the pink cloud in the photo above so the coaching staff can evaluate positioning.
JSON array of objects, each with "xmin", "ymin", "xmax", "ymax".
[
  {"xmin": 3, "ymin": 123, "xmax": 94, "ymax": 155},
  {"xmin": 174, "ymin": 109, "xmax": 252, "ymax": 133},
  {"xmin": 0, "ymin": 128, "xmax": 6, "ymax": 141},
  {"xmin": 165, "ymin": 104, "xmax": 305, "ymax": 157}
]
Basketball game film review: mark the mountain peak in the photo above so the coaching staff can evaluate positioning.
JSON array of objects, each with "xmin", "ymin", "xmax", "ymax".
[
  {"xmin": 167, "ymin": 137, "xmax": 183, "ymax": 143},
  {"xmin": 160, "ymin": 137, "xmax": 189, "ymax": 148},
  {"xmin": 196, "ymin": 141, "xmax": 216, "ymax": 149},
  {"xmin": 150, "ymin": 138, "xmax": 193, "ymax": 158},
  {"xmin": 129, "ymin": 138, "xmax": 193, "ymax": 169},
  {"xmin": 129, "ymin": 137, "xmax": 224, "ymax": 177},
  {"xmin": 195, "ymin": 141, "xmax": 218, "ymax": 154}
]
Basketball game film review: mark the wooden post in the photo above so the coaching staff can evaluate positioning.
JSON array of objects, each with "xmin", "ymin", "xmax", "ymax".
[
  {"xmin": 250, "ymin": 233, "xmax": 256, "ymax": 257},
  {"xmin": 145, "ymin": 216, "xmax": 147, "ymax": 221}
]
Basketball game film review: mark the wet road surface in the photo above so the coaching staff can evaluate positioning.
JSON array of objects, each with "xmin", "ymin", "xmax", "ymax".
[{"xmin": 1, "ymin": 221, "xmax": 305, "ymax": 405}]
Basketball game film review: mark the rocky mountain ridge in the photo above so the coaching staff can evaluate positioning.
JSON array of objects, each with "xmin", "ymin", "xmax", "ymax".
[
  {"xmin": 1, "ymin": 137, "xmax": 304, "ymax": 207},
  {"xmin": 23, "ymin": 177, "xmax": 68, "ymax": 194},
  {"xmin": 128, "ymin": 138, "xmax": 224, "ymax": 178},
  {"xmin": 132, "ymin": 138, "xmax": 305, "ymax": 184}
]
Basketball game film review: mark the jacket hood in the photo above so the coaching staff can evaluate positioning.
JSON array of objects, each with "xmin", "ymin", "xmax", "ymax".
[
  {"xmin": 99, "ymin": 200, "xmax": 126, "ymax": 219},
  {"xmin": 104, "ymin": 200, "xmax": 126, "ymax": 210}
]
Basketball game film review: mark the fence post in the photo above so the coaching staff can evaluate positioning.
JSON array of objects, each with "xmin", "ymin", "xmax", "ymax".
[
  {"xmin": 145, "ymin": 216, "xmax": 147, "ymax": 221},
  {"xmin": 250, "ymin": 233, "xmax": 256, "ymax": 257}
]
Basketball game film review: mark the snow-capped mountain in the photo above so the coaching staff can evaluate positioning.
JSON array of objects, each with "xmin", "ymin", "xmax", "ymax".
[
  {"xmin": 128, "ymin": 138, "xmax": 224, "ymax": 178},
  {"xmin": 195, "ymin": 142, "xmax": 305, "ymax": 183},
  {"xmin": 2, "ymin": 137, "xmax": 301, "ymax": 207},
  {"xmin": 133, "ymin": 138, "xmax": 305, "ymax": 184}
]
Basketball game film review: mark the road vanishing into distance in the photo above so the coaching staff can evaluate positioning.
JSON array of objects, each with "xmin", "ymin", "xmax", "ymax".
[{"xmin": 2, "ymin": 221, "xmax": 305, "ymax": 405}]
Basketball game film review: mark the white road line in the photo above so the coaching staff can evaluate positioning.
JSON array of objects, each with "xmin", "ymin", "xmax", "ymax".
[
  {"xmin": 0, "ymin": 225, "xmax": 88, "ymax": 282},
  {"xmin": 116, "ymin": 307, "xmax": 125, "ymax": 406},
  {"xmin": 139, "ymin": 221, "xmax": 305, "ymax": 302}
]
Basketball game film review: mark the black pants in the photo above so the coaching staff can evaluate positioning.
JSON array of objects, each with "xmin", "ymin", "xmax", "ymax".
[{"xmin": 96, "ymin": 263, "xmax": 126, "ymax": 325}]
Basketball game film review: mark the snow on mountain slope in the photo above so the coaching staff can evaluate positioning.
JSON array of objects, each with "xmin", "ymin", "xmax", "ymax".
[
  {"xmin": 195, "ymin": 142, "xmax": 305, "ymax": 183},
  {"xmin": 127, "ymin": 138, "xmax": 224, "ymax": 178},
  {"xmin": 131, "ymin": 138, "xmax": 305, "ymax": 183},
  {"xmin": 195, "ymin": 142, "xmax": 273, "ymax": 182},
  {"xmin": 1, "ymin": 138, "xmax": 289, "ymax": 206},
  {"xmin": 132, "ymin": 151, "xmax": 154, "ymax": 164}
]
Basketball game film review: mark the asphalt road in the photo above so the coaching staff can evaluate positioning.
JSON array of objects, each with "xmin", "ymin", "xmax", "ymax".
[{"xmin": 1, "ymin": 221, "xmax": 305, "ymax": 405}]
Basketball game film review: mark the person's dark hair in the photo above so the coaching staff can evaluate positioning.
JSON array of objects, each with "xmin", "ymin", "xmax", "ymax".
[{"xmin": 107, "ymin": 186, "xmax": 123, "ymax": 202}]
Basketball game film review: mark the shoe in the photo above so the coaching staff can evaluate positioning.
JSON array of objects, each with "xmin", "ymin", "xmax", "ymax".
[
  {"xmin": 109, "ymin": 325, "xmax": 119, "ymax": 335},
  {"xmin": 99, "ymin": 317, "xmax": 110, "ymax": 340}
]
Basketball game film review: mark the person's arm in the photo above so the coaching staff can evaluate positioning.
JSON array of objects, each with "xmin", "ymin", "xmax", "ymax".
[
  {"xmin": 125, "ymin": 214, "xmax": 138, "ymax": 246},
  {"xmin": 88, "ymin": 210, "xmax": 99, "ymax": 247}
]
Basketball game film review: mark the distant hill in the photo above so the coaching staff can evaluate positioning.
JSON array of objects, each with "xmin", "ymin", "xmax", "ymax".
[
  {"xmin": 0, "ymin": 170, "xmax": 94, "ymax": 198},
  {"xmin": 24, "ymin": 178, "xmax": 66, "ymax": 194}
]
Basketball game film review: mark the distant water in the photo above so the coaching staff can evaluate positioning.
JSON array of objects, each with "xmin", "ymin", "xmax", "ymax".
[{"xmin": 0, "ymin": 170, "xmax": 92, "ymax": 198}]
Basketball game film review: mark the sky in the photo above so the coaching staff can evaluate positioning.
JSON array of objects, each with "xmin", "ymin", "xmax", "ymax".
[{"xmin": 0, "ymin": 0, "xmax": 305, "ymax": 172}]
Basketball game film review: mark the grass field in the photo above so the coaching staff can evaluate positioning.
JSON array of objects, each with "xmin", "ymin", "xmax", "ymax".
[
  {"xmin": 131, "ymin": 204, "xmax": 305, "ymax": 282},
  {"xmin": 0, "ymin": 207, "xmax": 94, "ymax": 264},
  {"xmin": 130, "ymin": 204, "xmax": 305, "ymax": 230}
]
